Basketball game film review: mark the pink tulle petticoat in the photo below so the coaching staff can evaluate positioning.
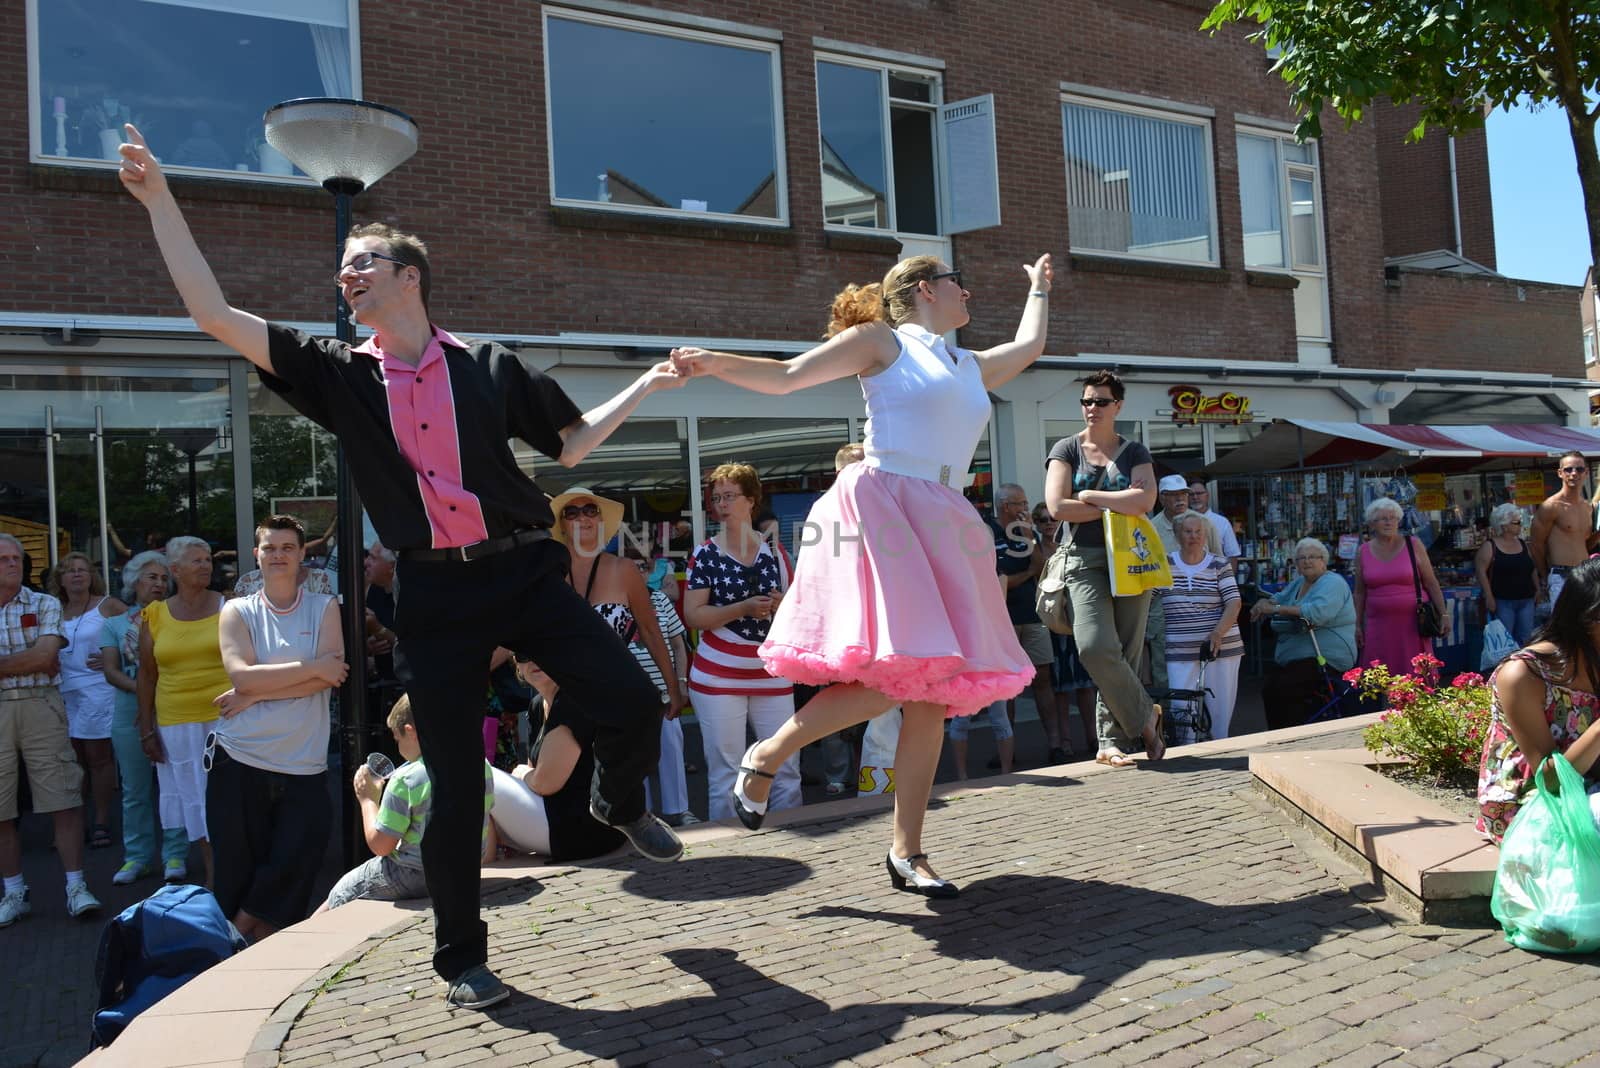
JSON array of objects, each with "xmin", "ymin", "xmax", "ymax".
[{"xmin": 758, "ymin": 463, "xmax": 1034, "ymax": 717}]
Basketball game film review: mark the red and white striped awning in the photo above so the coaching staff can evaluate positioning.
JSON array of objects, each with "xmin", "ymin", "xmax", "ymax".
[{"xmin": 1204, "ymin": 420, "xmax": 1600, "ymax": 475}]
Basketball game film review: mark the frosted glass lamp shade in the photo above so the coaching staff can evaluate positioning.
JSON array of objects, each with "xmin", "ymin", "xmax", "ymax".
[{"xmin": 263, "ymin": 98, "xmax": 418, "ymax": 190}]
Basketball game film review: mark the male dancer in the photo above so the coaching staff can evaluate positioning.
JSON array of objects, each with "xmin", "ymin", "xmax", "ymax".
[
  {"xmin": 1530, "ymin": 450, "xmax": 1599, "ymax": 607},
  {"xmin": 118, "ymin": 126, "xmax": 682, "ymax": 1009}
]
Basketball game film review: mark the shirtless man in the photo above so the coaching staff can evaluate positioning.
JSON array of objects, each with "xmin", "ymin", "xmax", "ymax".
[{"xmin": 1530, "ymin": 450, "xmax": 1600, "ymax": 606}]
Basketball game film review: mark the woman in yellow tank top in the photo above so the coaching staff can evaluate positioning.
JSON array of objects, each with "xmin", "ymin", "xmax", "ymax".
[{"xmin": 136, "ymin": 537, "xmax": 229, "ymax": 887}]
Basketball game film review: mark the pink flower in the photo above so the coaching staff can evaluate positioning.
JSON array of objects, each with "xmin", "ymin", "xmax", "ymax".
[
  {"xmin": 1342, "ymin": 668, "xmax": 1364, "ymax": 684},
  {"xmin": 1451, "ymin": 672, "xmax": 1485, "ymax": 688}
]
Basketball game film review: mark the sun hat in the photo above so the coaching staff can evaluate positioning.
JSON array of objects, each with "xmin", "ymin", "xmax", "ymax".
[{"xmin": 548, "ymin": 487, "xmax": 625, "ymax": 548}]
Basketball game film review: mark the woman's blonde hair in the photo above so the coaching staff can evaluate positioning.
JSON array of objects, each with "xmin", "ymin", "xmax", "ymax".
[
  {"xmin": 48, "ymin": 551, "xmax": 106, "ymax": 598},
  {"xmin": 825, "ymin": 255, "xmax": 944, "ymax": 337}
]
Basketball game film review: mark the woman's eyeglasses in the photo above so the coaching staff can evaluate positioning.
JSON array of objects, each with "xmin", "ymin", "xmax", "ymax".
[
  {"xmin": 1080, "ymin": 397, "xmax": 1117, "ymax": 409},
  {"xmin": 560, "ymin": 503, "xmax": 601, "ymax": 520},
  {"xmin": 927, "ymin": 269, "xmax": 963, "ymax": 289}
]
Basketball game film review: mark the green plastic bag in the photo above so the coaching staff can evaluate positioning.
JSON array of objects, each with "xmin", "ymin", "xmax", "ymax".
[{"xmin": 1491, "ymin": 753, "xmax": 1600, "ymax": 954}]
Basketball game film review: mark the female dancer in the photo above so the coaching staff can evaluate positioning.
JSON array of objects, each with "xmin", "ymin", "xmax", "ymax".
[{"xmin": 670, "ymin": 253, "xmax": 1052, "ymax": 897}]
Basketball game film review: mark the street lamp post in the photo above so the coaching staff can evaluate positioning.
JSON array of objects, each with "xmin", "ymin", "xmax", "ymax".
[{"xmin": 263, "ymin": 99, "xmax": 418, "ymax": 863}]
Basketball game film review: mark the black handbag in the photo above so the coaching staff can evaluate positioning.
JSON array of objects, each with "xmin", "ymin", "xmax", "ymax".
[{"xmin": 1404, "ymin": 535, "xmax": 1447, "ymax": 639}]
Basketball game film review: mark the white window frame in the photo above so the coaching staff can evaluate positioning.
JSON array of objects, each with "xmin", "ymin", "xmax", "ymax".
[
  {"xmin": 543, "ymin": 8, "xmax": 789, "ymax": 226},
  {"xmin": 1237, "ymin": 126, "xmax": 1331, "ymax": 342},
  {"xmin": 1060, "ymin": 92, "xmax": 1220, "ymax": 268},
  {"xmin": 26, "ymin": 0, "xmax": 361, "ymax": 185},
  {"xmin": 815, "ymin": 52, "xmax": 944, "ymax": 237}
]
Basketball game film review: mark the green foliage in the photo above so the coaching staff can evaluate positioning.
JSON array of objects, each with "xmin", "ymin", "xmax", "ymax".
[
  {"xmin": 1353, "ymin": 652, "xmax": 1492, "ymax": 781},
  {"xmin": 1202, "ymin": 0, "xmax": 1600, "ymax": 144}
]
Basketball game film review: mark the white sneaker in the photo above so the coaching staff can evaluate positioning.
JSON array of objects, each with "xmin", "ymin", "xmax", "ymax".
[
  {"xmin": 66, "ymin": 882, "xmax": 101, "ymax": 918},
  {"xmin": 163, "ymin": 859, "xmax": 187, "ymax": 884},
  {"xmin": 0, "ymin": 887, "xmax": 29, "ymax": 927}
]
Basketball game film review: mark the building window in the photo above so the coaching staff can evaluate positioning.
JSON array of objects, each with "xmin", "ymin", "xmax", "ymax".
[
  {"xmin": 816, "ymin": 58, "xmax": 942, "ymax": 235},
  {"xmin": 544, "ymin": 11, "xmax": 786, "ymax": 223},
  {"xmin": 1585, "ymin": 329, "xmax": 1597, "ymax": 366},
  {"xmin": 1061, "ymin": 96, "xmax": 1217, "ymax": 265},
  {"xmin": 31, "ymin": 0, "xmax": 357, "ymax": 179},
  {"xmin": 1238, "ymin": 131, "xmax": 1328, "ymax": 340}
]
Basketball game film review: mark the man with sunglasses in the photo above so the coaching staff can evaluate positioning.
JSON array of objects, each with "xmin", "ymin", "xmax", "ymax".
[
  {"xmin": 1531, "ymin": 450, "xmax": 1600, "ymax": 608},
  {"xmin": 118, "ymin": 125, "xmax": 686, "ymax": 1010}
]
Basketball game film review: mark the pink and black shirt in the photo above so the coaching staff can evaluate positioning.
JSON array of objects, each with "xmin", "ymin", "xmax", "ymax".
[{"xmin": 261, "ymin": 323, "xmax": 581, "ymax": 550}]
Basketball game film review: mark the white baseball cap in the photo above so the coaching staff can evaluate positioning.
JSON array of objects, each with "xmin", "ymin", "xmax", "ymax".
[{"xmin": 1157, "ymin": 475, "xmax": 1190, "ymax": 494}]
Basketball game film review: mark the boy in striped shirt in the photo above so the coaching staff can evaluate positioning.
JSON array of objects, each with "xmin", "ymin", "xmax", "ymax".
[{"xmin": 320, "ymin": 695, "xmax": 493, "ymax": 911}]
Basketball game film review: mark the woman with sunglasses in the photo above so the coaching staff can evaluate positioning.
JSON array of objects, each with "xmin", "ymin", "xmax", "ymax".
[
  {"xmin": 137, "ymin": 536, "xmax": 230, "ymax": 888},
  {"xmin": 669, "ymin": 253, "xmax": 1051, "ymax": 897},
  {"xmin": 1476, "ymin": 503, "xmax": 1540, "ymax": 646},
  {"xmin": 1043, "ymin": 370, "xmax": 1162, "ymax": 768}
]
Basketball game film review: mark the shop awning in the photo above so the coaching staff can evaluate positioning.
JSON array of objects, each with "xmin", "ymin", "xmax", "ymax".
[{"xmin": 1202, "ymin": 420, "xmax": 1600, "ymax": 476}]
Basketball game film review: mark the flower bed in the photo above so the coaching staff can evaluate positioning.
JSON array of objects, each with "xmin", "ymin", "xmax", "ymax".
[{"xmin": 1350, "ymin": 652, "xmax": 1491, "ymax": 786}]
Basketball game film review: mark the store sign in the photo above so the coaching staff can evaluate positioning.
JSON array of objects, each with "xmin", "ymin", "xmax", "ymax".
[
  {"xmin": 1514, "ymin": 470, "xmax": 1547, "ymax": 506},
  {"xmin": 1168, "ymin": 386, "xmax": 1255, "ymax": 425},
  {"xmin": 1414, "ymin": 473, "xmax": 1446, "ymax": 511}
]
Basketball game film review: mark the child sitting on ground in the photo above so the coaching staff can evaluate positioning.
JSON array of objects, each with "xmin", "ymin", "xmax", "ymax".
[{"xmin": 318, "ymin": 694, "xmax": 493, "ymax": 911}]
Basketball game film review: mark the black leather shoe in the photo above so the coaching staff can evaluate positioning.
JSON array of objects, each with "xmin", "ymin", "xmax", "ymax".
[
  {"xmin": 591, "ymin": 804, "xmax": 684, "ymax": 862},
  {"xmin": 446, "ymin": 964, "xmax": 509, "ymax": 1010}
]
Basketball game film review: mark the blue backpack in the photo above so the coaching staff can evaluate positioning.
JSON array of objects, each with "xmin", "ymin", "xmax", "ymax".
[{"xmin": 90, "ymin": 884, "xmax": 247, "ymax": 1048}]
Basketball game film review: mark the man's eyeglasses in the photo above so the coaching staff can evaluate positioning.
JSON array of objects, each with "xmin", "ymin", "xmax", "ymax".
[
  {"xmin": 1080, "ymin": 397, "xmax": 1117, "ymax": 409},
  {"xmin": 1562, "ymin": 466, "xmax": 1588, "ymax": 474},
  {"xmin": 927, "ymin": 269, "xmax": 963, "ymax": 289},
  {"xmin": 561, "ymin": 503, "xmax": 601, "ymax": 520},
  {"xmin": 709, "ymin": 493, "xmax": 746, "ymax": 505},
  {"xmin": 337, "ymin": 250, "xmax": 408, "ymax": 284}
]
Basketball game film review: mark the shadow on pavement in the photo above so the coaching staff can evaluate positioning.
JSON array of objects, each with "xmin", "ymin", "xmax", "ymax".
[
  {"xmin": 808, "ymin": 873, "xmax": 1349, "ymax": 974},
  {"xmin": 617, "ymin": 855, "xmax": 812, "ymax": 900}
]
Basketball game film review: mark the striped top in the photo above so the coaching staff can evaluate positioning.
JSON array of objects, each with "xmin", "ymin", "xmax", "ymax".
[
  {"xmin": 1162, "ymin": 552, "xmax": 1244, "ymax": 663},
  {"xmin": 631, "ymin": 590, "xmax": 686, "ymax": 702},
  {"xmin": 376, "ymin": 758, "xmax": 495, "ymax": 870},
  {"xmin": 687, "ymin": 538, "xmax": 793, "ymax": 697}
]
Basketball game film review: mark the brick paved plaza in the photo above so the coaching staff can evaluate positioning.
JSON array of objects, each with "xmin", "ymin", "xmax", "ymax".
[{"xmin": 19, "ymin": 720, "xmax": 1600, "ymax": 1067}]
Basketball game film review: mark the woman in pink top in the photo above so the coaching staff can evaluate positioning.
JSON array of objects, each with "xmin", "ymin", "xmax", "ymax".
[{"xmin": 1354, "ymin": 497, "xmax": 1448, "ymax": 674}]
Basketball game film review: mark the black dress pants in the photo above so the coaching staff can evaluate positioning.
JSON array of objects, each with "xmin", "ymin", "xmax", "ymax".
[{"xmin": 393, "ymin": 538, "xmax": 660, "ymax": 982}]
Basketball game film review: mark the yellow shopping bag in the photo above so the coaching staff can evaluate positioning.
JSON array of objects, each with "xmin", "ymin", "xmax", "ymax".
[{"xmin": 1103, "ymin": 511, "xmax": 1173, "ymax": 596}]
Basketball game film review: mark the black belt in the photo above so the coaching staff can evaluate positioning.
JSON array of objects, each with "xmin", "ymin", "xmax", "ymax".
[{"xmin": 398, "ymin": 527, "xmax": 551, "ymax": 563}]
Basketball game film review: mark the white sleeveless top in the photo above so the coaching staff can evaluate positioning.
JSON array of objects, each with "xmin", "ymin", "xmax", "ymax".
[
  {"xmin": 59, "ymin": 597, "xmax": 117, "ymax": 699},
  {"xmin": 215, "ymin": 589, "xmax": 334, "ymax": 775},
  {"xmin": 860, "ymin": 323, "xmax": 990, "ymax": 487}
]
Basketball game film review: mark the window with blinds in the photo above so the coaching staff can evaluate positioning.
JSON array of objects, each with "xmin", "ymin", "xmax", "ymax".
[{"xmin": 1061, "ymin": 96, "xmax": 1217, "ymax": 265}]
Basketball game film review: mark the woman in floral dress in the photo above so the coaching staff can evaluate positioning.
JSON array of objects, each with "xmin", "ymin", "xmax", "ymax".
[{"xmin": 1478, "ymin": 557, "xmax": 1600, "ymax": 842}]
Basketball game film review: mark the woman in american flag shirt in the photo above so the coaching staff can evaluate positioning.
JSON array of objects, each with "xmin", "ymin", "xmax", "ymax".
[{"xmin": 682, "ymin": 463, "xmax": 799, "ymax": 821}]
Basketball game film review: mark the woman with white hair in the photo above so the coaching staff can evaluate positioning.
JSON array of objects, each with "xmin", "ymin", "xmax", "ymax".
[
  {"xmin": 1251, "ymin": 538, "xmax": 1357, "ymax": 729},
  {"xmin": 1475, "ymin": 503, "xmax": 1539, "ymax": 645},
  {"xmin": 100, "ymin": 551, "xmax": 189, "ymax": 884},
  {"xmin": 137, "ymin": 536, "xmax": 230, "ymax": 887},
  {"xmin": 1354, "ymin": 497, "xmax": 1448, "ymax": 675},
  {"xmin": 1163, "ymin": 512, "xmax": 1243, "ymax": 740}
]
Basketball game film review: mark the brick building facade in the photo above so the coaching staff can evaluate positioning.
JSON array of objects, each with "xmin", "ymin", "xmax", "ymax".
[{"xmin": 2, "ymin": 0, "xmax": 1587, "ymax": 575}]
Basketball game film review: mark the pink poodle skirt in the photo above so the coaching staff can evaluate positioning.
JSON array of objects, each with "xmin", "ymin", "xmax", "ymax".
[{"xmin": 758, "ymin": 463, "xmax": 1034, "ymax": 717}]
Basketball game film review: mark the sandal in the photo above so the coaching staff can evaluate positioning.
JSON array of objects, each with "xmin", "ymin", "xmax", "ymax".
[
  {"xmin": 1144, "ymin": 706, "xmax": 1167, "ymax": 763},
  {"xmin": 89, "ymin": 824, "xmax": 112, "ymax": 849},
  {"xmin": 732, "ymin": 742, "xmax": 775, "ymax": 830},
  {"xmin": 1094, "ymin": 749, "xmax": 1137, "ymax": 768}
]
